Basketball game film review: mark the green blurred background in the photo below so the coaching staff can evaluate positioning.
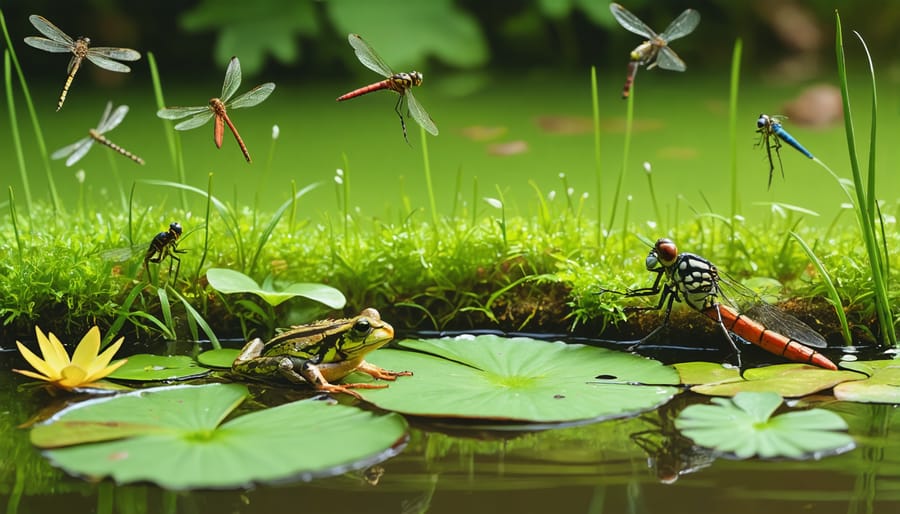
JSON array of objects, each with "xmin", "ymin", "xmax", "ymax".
[{"xmin": 2, "ymin": 0, "xmax": 899, "ymax": 227}]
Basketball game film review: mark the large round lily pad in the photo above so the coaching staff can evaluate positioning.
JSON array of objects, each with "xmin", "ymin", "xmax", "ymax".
[
  {"xmin": 355, "ymin": 336, "xmax": 680, "ymax": 423},
  {"xmin": 31, "ymin": 383, "xmax": 408, "ymax": 489},
  {"xmin": 107, "ymin": 354, "xmax": 211, "ymax": 381}
]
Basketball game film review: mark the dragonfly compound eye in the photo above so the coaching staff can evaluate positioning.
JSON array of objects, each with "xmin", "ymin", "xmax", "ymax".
[
  {"xmin": 756, "ymin": 114, "xmax": 768, "ymax": 128},
  {"xmin": 169, "ymin": 222, "xmax": 182, "ymax": 236},
  {"xmin": 654, "ymin": 238, "xmax": 678, "ymax": 265}
]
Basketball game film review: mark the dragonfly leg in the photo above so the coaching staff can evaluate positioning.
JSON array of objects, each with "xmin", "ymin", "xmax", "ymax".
[
  {"xmin": 706, "ymin": 303, "xmax": 744, "ymax": 370},
  {"xmin": 393, "ymin": 94, "xmax": 409, "ymax": 145},
  {"xmin": 625, "ymin": 289, "xmax": 677, "ymax": 351}
]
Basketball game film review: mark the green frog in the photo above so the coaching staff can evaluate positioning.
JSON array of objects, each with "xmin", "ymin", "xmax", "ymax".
[{"xmin": 231, "ymin": 308, "xmax": 411, "ymax": 398}]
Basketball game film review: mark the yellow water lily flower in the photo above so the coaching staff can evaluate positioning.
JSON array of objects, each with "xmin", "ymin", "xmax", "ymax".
[{"xmin": 13, "ymin": 326, "xmax": 127, "ymax": 390}]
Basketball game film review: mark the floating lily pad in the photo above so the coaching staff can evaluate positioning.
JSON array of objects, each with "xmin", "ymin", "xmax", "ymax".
[
  {"xmin": 206, "ymin": 268, "xmax": 346, "ymax": 308},
  {"xmin": 197, "ymin": 348, "xmax": 241, "ymax": 369},
  {"xmin": 674, "ymin": 361, "xmax": 742, "ymax": 386},
  {"xmin": 107, "ymin": 354, "xmax": 211, "ymax": 382},
  {"xmin": 688, "ymin": 363, "xmax": 861, "ymax": 397},
  {"xmin": 833, "ymin": 360, "xmax": 900, "ymax": 403},
  {"xmin": 355, "ymin": 336, "xmax": 679, "ymax": 423},
  {"xmin": 674, "ymin": 391, "xmax": 854, "ymax": 459},
  {"xmin": 32, "ymin": 383, "xmax": 408, "ymax": 489}
]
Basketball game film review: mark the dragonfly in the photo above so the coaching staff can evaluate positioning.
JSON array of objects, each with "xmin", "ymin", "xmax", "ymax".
[
  {"xmin": 157, "ymin": 57, "xmax": 275, "ymax": 163},
  {"xmin": 23, "ymin": 14, "xmax": 141, "ymax": 111},
  {"xmin": 609, "ymin": 3, "xmax": 700, "ymax": 99},
  {"xmin": 144, "ymin": 222, "xmax": 187, "ymax": 281},
  {"xmin": 337, "ymin": 33, "xmax": 438, "ymax": 144},
  {"xmin": 756, "ymin": 114, "xmax": 814, "ymax": 189},
  {"xmin": 51, "ymin": 101, "xmax": 144, "ymax": 166},
  {"xmin": 607, "ymin": 238, "xmax": 838, "ymax": 370}
]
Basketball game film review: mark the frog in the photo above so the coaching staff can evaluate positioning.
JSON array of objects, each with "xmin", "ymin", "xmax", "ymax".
[{"xmin": 231, "ymin": 308, "xmax": 411, "ymax": 399}]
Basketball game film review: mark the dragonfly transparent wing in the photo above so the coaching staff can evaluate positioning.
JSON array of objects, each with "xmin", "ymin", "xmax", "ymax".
[
  {"xmin": 220, "ymin": 57, "xmax": 242, "ymax": 103},
  {"xmin": 85, "ymin": 53, "xmax": 133, "ymax": 73},
  {"xmin": 97, "ymin": 105, "xmax": 130, "ymax": 134},
  {"xmin": 658, "ymin": 9, "xmax": 701, "ymax": 43},
  {"xmin": 348, "ymin": 34, "xmax": 394, "ymax": 78},
  {"xmin": 173, "ymin": 111, "xmax": 215, "ymax": 131},
  {"xmin": 609, "ymin": 3, "xmax": 657, "ymax": 39},
  {"xmin": 51, "ymin": 137, "xmax": 94, "ymax": 167},
  {"xmin": 157, "ymin": 105, "xmax": 210, "ymax": 120},
  {"xmin": 655, "ymin": 47, "xmax": 687, "ymax": 72},
  {"xmin": 88, "ymin": 46, "xmax": 141, "ymax": 62},
  {"xmin": 27, "ymin": 15, "xmax": 73, "ymax": 45},
  {"xmin": 405, "ymin": 91, "xmax": 438, "ymax": 136},
  {"xmin": 24, "ymin": 37, "xmax": 72, "ymax": 53},
  {"xmin": 228, "ymin": 82, "xmax": 275, "ymax": 109}
]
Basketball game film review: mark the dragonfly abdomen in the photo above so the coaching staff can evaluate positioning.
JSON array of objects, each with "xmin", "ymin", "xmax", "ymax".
[
  {"xmin": 708, "ymin": 304, "xmax": 837, "ymax": 370},
  {"xmin": 773, "ymin": 124, "xmax": 814, "ymax": 158},
  {"xmin": 337, "ymin": 79, "xmax": 395, "ymax": 101},
  {"xmin": 88, "ymin": 129, "xmax": 144, "ymax": 165}
]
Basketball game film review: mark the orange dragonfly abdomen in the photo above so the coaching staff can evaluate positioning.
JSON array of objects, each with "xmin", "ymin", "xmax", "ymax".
[
  {"xmin": 337, "ymin": 76, "xmax": 414, "ymax": 101},
  {"xmin": 705, "ymin": 304, "xmax": 838, "ymax": 370}
]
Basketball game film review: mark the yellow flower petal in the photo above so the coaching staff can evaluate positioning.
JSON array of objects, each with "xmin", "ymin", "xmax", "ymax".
[
  {"xmin": 58, "ymin": 365, "xmax": 88, "ymax": 389},
  {"xmin": 87, "ymin": 358, "xmax": 128, "ymax": 383},
  {"xmin": 84, "ymin": 336, "xmax": 124, "ymax": 378},
  {"xmin": 15, "ymin": 341, "xmax": 58, "ymax": 380},
  {"xmin": 37, "ymin": 326, "xmax": 70, "ymax": 371},
  {"xmin": 12, "ymin": 367, "xmax": 55, "ymax": 382},
  {"xmin": 71, "ymin": 326, "xmax": 102, "ymax": 370}
]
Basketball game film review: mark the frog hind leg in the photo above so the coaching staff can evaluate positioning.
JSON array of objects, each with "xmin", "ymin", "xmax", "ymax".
[
  {"xmin": 355, "ymin": 360, "xmax": 413, "ymax": 381},
  {"xmin": 299, "ymin": 361, "xmax": 389, "ymax": 400}
]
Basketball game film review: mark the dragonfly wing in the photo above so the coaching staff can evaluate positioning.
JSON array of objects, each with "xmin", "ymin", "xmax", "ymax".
[
  {"xmin": 405, "ymin": 91, "xmax": 438, "ymax": 135},
  {"xmin": 85, "ymin": 53, "xmax": 132, "ymax": 73},
  {"xmin": 99, "ymin": 105, "xmax": 129, "ymax": 133},
  {"xmin": 157, "ymin": 105, "xmax": 209, "ymax": 120},
  {"xmin": 659, "ymin": 9, "xmax": 701, "ymax": 42},
  {"xmin": 27, "ymin": 15, "xmax": 74, "ymax": 45},
  {"xmin": 221, "ymin": 57, "xmax": 242, "ymax": 103},
  {"xmin": 23, "ymin": 37, "xmax": 72, "ymax": 53},
  {"xmin": 51, "ymin": 138, "xmax": 88, "ymax": 160},
  {"xmin": 609, "ymin": 3, "xmax": 657, "ymax": 39},
  {"xmin": 743, "ymin": 304, "xmax": 828, "ymax": 348},
  {"xmin": 655, "ymin": 47, "xmax": 687, "ymax": 71},
  {"xmin": 227, "ymin": 82, "xmax": 275, "ymax": 109},
  {"xmin": 174, "ymin": 111, "xmax": 215, "ymax": 131},
  {"xmin": 348, "ymin": 34, "xmax": 394, "ymax": 77},
  {"xmin": 88, "ymin": 46, "xmax": 141, "ymax": 62}
]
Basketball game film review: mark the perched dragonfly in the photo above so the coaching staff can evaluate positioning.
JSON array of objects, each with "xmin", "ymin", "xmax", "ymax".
[
  {"xmin": 756, "ymin": 114, "xmax": 814, "ymax": 189},
  {"xmin": 609, "ymin": 3, "xmax": 700, "ymax": 98},
  {"xmin": 51, "ymin": 101, "xmax": 144, "ymax": 166},
  {"xmin": 337, "ymin": 33, "xmax": 438, "ymax": 144},
  {"xmin": 157, "ymin": 57, "xmax": 275, "ymax": 163},
  {"xmin": 607, "ymin": 238, "xmax": 838, "ymax": 370},
  {"xmin": 144, "ymin": 222, "xmax": 186, "ymax": 281},
  {"xmin": 23, "ymin": 14, "xmax": 141, "ymax": 111}
]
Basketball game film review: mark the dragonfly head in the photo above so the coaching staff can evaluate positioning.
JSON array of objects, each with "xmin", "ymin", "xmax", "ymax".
[
  {"xmin": 756, "ymin": 114, "xmax": 770, "ymax": 129},
  {"xmin": 168, "ymin": 222, "xmax": 183, "ymax": 238},
  {"xmin": 648, "ymin": 238, "xmax": 678, "ymax": 269},
  {"xmin": 409, "ymin": 71, "xmax": 423, "ymax": 87}
]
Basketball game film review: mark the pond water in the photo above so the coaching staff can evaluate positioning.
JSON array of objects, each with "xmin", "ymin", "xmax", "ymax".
[{"xmin": 2, "ymin": 345, "xmax": 898, "ymax": 514}]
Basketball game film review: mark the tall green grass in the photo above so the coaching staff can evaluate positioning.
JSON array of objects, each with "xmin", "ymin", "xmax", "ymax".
[
  {"xmin": 834, "ymin": 12, "xmax": 895, "ymax": 347},
  {"xmin": 727, "ymin": 38, "xmax": 743, "ymax": 225}
]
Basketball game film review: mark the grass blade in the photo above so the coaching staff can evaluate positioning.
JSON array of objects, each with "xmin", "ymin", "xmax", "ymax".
[{"xmin": 789, "ymin": 231, "xmax": 852, "ymax": 345}]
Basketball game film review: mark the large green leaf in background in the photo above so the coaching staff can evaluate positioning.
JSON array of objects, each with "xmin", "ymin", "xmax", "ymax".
[
  {"xmin": 356, "ymin": 336, "xmax": 679, "ymax": 423},
  {"xmin": 206, "ymin": 267, "xmax": 346, "ymax": 308},
  {"xmin": 31, "ymin": 384, "xmax": 407, "ymax": 489}
]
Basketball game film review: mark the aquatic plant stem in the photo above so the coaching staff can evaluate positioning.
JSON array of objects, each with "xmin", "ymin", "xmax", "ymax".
[
  {"xmin": 834, "ymin": 13, "xmax": 895, "ymax": 346},
  {"xmin": 1, "ymin": 9, "xmax": 60, "ymax": 212},
  {"xmin": 4, "ymin": 50, "xmax": 32, "ymax": 213},
  {"xmin": 148, "ymin": 51, "xmax": 188, "ymax": 210},
  {"xmin": 728, "ymin": 38, "xmax": 743, "ymax": 230},
  {"xmin": 590, "ymin": 66, "xmax": 602, "ymax": 244},
  {"xmin": 420, "ymin": 125, "xmax": 439, "ymax": 229},
  {"xmin": 608, "ymin": 81, "xmax": 634, "ymax": 236}
]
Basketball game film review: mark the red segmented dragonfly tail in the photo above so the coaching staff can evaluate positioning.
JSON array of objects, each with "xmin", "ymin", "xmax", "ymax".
[
  {"xmin": 622, "ymin": 61, "xmax": 638, "ymax": 99},
  {"xmin": 221, "ymin": 112, "xmax": 252, "ymax": 162},
  {"xmin": 336, "ymin": 80, "xmax": 393, "ymax": 101},
  {"xmin": 705, "ymin": 304, "xmax": 838, "ymax": 370}
]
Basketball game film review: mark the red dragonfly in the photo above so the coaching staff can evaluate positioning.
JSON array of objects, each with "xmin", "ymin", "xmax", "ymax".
[
  {"xmin": 157, "ymin": 57, "xmax": 275, "ymax": 162},
  {"xmin": 609, "ymin": 3, "xmax": 700, "ymax": 99},
  {"xmin": 611, "ymin": 238, "xmax": 837, "ymax": 370},
  {"xmin": 337, "ymin": 33, "xmax": 438, "ymax": 143},
  {"xmin": 24, "ymin": 14, "xmax": 141, "ymax": 111}
]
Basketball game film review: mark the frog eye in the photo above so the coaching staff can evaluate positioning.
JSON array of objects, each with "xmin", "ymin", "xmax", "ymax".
[{"xmin": 353, "ymin": 319, "xmax": 371, "ymax": 334}]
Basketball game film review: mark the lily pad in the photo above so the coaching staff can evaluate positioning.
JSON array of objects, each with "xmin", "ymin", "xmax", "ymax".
[
  {"xmin": 206, "ymin": 268, "xmax": 346, "ymax": 308},
  {"xmin": 32, "ymin": 383, "xmax": 408, "ymax": 489},
  {"xmin": 107, "ymin": 354, "xmax": 211, "ymax": 382},
  {"xmin": 688, "ymin": 363, "xmax": 861, "ymax": 398},
  {"xmin": 355, "ymin": 336, "xmax": 679, "ymax": 423},
  {"xmin": 197, "ymin": 348, "xmax": 241, "ymax": 369},
  {"xmin": 833, "ymin": 360, "xmax": 900, "ymax": 403},
  {"xmin": 674, "ymin": 391, "xmax": 854, "ymax": 459}
]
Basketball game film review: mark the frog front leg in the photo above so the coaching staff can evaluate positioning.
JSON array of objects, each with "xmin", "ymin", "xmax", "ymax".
[
  {"xmin": 356, "ymin": 360, "xmax": 413, "ymax": 381},
  {"xmin": 297, "ymin": 360, "xmax": 390, "ymax": 400}
]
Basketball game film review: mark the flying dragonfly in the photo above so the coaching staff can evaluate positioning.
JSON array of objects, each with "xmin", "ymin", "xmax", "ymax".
[
  {"xmin": 51, "ymin": 101, "xmax": 144, "ymax": 166},
  {"xmin": 23, "ymin": 14, "xmax": 141, "ymax": 111},
  {"xmin": 157, "ymin": 57, "xmax": 275, "ymax": 163},
  {"xmin": 755, "ymin": 114, "xmax": 814, "ymax": 189},
  {"xmin": 609, "ymin": 3, "xmax": 700, "ymax": 98},
  {"xmin": 337, "ymin": 33, "xmax": 438, "ymax": 144}
]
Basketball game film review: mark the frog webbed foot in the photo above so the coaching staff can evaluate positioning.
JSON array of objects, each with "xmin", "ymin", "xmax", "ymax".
[{"xmin": 356, "ymin": 361, "xmax": 413, "ymax": 381}]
